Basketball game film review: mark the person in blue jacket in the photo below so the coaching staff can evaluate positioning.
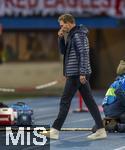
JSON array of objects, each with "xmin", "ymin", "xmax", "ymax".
[{"xmin": 102, "ymin": 60, "xmax": 125, "ymax": 132}]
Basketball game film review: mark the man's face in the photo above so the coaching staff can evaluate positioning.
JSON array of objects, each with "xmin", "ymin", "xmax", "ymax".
[{"xmin": 59, "ymin": 20, "xmax": 71, "ymax": 32}]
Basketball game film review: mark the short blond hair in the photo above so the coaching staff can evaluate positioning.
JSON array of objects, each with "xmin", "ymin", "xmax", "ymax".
[{"xmin": 58, "ymin": 14, "xmax": 75, "ymax": 24}]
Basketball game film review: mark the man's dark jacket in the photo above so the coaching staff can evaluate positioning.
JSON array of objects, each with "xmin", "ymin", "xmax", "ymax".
[{"xmin": 58, "ymin": 25, "xmax": 92, "ymax": 77}]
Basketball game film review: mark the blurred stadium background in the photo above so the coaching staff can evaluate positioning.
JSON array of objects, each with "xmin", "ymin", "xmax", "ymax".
[
  {"xmin": 0, "ymin": 2, "xmax": 125, "ymax": 150},
  {"xmin": 0, "ymin": 0, "xmax": 125, "ymax": 97}
]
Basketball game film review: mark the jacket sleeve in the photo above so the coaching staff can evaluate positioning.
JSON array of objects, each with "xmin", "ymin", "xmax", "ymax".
[
  {"xmin": 115, "ymin": 88, "xmax": 125, "ymax": 106},
  {"xmin": 58, "ymin": 37, "xmax": 66, "ymax": 55},
  {"xmin": 74, "ymin": 33, "xmax": 89, "ymax": 75}
]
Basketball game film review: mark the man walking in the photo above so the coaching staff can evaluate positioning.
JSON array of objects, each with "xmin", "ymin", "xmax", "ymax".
[{"xmin": 42, "ymin": 14, "xmax": 107, "ymax": 140}]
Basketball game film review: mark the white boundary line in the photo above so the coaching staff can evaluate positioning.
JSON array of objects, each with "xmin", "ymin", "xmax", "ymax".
[
  {"xmin": 36, "ymin": 81, "xmax": 58, "ymax": 90},
  {"xmin": 64, "ymin": 118, "xmax": 92, "ymax": 125},
  {"xmin": 0, "ymin": 80, "xmax": 58, "ymax": 92},
  {"xmin": 0, "ymin": 88, "xmax": 15, "ymax": 92},
  {"xmin": 114, "ymin": 146, "xmax": 125, "ymax": 150},
  {"xmin": 61, "ymin": 128, "xmax": 91, "ymax": 131}
]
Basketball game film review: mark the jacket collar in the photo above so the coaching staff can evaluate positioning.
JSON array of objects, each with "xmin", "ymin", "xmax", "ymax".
[{"xmin": 65, "ymin": 26, "xmax": 77, "ymax": 46}]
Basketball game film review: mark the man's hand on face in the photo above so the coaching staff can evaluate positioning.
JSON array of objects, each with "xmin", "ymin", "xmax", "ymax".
[
  {"xmin": 80, "ymin": 75, "xmax": 87, "ymax": 84},
  {"xmin": 58, "ymin": 22, "xmax": 69, "ymax": 37},
  {"xmin": 58, "ymin": 28, "xmax": 65, "ymax": 37}
]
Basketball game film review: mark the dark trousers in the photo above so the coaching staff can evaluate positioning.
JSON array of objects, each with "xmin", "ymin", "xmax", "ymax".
[{"xmin": 52, "ymin": 76, "xmax": 104, "ymax": 130}]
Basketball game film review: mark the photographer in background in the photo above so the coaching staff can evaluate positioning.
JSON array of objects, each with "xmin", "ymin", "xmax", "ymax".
[{"xmin": 102, "ymin": 60, "xmax": 125, "ymax": 133}]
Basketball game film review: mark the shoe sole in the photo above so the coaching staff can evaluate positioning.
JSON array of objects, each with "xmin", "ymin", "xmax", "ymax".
[
  {"xmin": 87, "ymin": 135, "xmax": 107, "ymax": 140},
  {"xmin": 40, "ymin": 132, "xmax": 59, "ymax": 140}
]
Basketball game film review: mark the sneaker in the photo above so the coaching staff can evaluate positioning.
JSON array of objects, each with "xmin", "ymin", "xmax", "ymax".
[
  {"xmin": 40, "ymin": 128, "xmax": 59, "ymax": 140},
  {"xmin": 87, "ymin": 128, "xmax": 107, "ymax": 140}
]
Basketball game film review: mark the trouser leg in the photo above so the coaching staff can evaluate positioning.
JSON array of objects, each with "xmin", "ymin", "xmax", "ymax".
[
  {"xmin": 52, "ymin": 77, "xmax": 79, "ymax": 130},
  {"xmin": 78, "ymin": 81, "xmax": 104, "ymax": 129}
]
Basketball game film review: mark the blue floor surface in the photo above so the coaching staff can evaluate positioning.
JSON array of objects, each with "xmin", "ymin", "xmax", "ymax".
[{"xmin": 1, "ymin": 91, "xmax": 125, "ymax": 150}]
